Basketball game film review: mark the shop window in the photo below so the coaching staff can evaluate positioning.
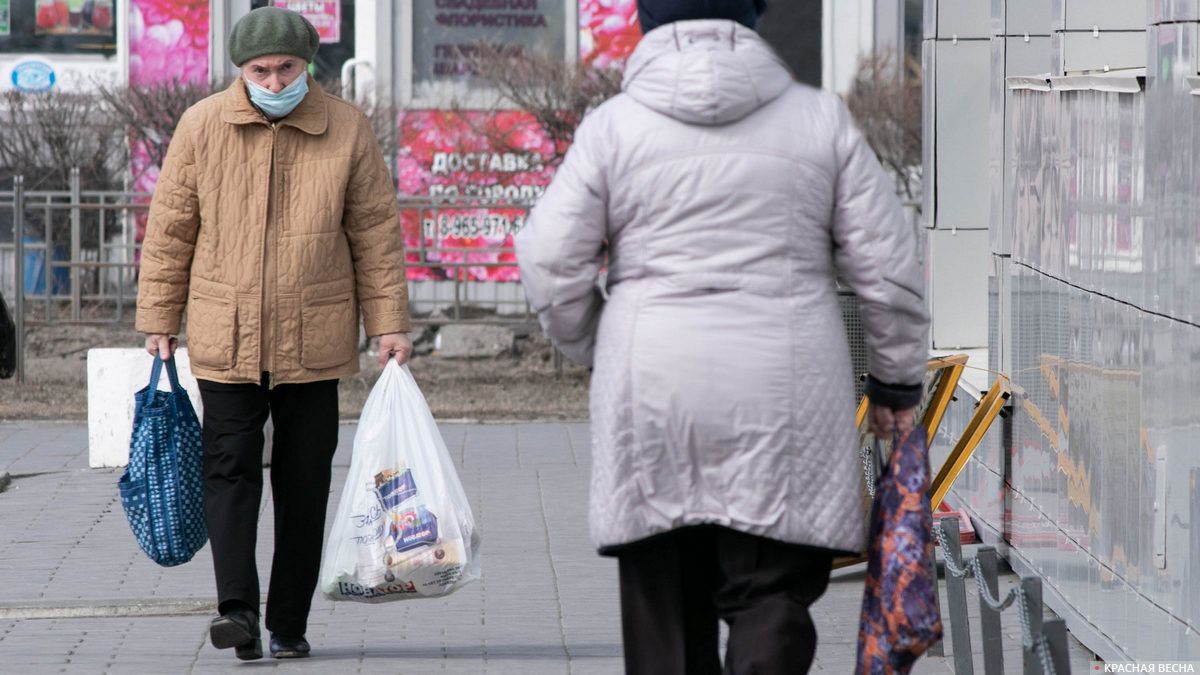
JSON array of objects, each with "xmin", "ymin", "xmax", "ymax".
[
  {"xmin": 0, "ymin": 0, "xmax": 116, "ymax": 55},
  {"xmin": 250, "ymin": 0, "xmax": 354, "ymax": 83},
  {"xmin": 404, "ymin": 0, "xmax": 575, "ymax": 106}
]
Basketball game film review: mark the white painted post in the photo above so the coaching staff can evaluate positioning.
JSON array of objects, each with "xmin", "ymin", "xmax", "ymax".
[{"xmin": 87, "ymin": 348, "xmax": 273, "ymax": 468}]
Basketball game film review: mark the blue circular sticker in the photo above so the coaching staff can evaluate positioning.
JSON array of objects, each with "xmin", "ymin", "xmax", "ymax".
[{"xmin": 11, "ymin": 61, "xmax": 56, "ymax": 93}]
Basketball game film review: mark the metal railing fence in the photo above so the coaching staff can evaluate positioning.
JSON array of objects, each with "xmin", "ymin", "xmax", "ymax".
[
  {"xmin": 1, "ymin": 179, "xmax": 917, "ymax": 384},
  {"xmin": 1, "ymin": 172, "xmax": 150, "ymax": 383},
  {"xmin": 935, "ymin": 516, "xmax": 1074, "ymax": 675},
  {"xmin": 397, "ymin": 195, "xmax": 535, "ymax": 325},
  {"xmin": 0, "ymin": 180, "xmax": 543, "ymax": 383}
]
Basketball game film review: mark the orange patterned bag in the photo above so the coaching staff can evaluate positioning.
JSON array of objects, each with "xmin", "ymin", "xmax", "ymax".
[{"xmin": 856, "ymin": 426, "xmax": 943, "ymax": 674}]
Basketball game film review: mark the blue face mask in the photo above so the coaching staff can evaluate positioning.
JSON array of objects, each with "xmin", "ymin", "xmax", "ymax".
[{"xmin": 245, "ymin": 73, "xmax": 308, "ymax": 119}]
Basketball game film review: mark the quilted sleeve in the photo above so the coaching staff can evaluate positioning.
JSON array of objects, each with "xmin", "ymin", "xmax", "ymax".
[
  {"xmin": 136, "ymin": 110, "xmax": 201, "ymax": 335},
  {"xmin": 342, "ymin": 115, "xmax": 411, "ymax": 336},
  {"xmin": 514, "ymin": 114, "xmax": 609, "ymax": 367},
  {"xmin": 828, "ymin": 96, "xmax": 929, "ymax": 406}
]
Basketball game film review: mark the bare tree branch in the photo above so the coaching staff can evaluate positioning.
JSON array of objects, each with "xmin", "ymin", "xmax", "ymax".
[
  {"xmin": 0, "ymin": 90, "xmax": 126, "ymax": 192},
  {"xmin": 457, "ymin": 44, "xmax": 623, "ymax": 166},
  {"xmin": 0, "ymin": 90, "xmax": 128, "ymax": 247},
  {"xmin": 315, "ymin": 79, "xmax": 402, "ymax": 178},
  {"xmin": 843, "ymin": 54, "xmax": 923, "ymax": 203},
  {"xmin": 94, "ymin": 78, "xmax": 227, "ymax": 183}
]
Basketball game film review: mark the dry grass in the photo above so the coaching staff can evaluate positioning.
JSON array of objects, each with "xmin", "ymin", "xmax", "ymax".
[{"xmin": 0, "ymin": 323, "xmax": 589, "ymax": 422}]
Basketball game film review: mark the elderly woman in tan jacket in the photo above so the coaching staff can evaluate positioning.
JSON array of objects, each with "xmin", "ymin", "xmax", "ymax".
[{"xmin": 136, "ymin": 7, "xmax": 410, "ymax": 662}]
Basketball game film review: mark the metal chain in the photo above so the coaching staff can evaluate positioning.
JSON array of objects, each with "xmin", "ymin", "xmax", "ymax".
[
  {"xmin": 969, "ymin": 556, "xmax": 1019, "ymax": 611},
  {"xmin": 1013, "ymin": 591, "xmax": 1059, "ymax": 675},
  {"xmin": 1014, "ymin": 579, "xmax": 1035, "ymax": 649},
  {"xmin": 860, "ymin": 445, "xmax": 877, "ymax": 499},
  {"xmin": 935, "ymin": 521, "xmax": 1057, "ymax": 675},
  {"xmin": 1036, "ymin": 635, "xmax": 1058, "ymax": 675},
  {"xmin": 933, "ymin": 517, "xmax": 972, "ymax": 579}
]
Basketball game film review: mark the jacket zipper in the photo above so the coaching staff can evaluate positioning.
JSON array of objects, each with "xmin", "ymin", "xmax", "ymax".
[{"xmin": 263, "ymin": 122, "xmax": 277, "ymax": 389}]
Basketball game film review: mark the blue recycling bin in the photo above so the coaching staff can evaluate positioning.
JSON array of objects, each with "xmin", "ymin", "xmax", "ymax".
[{"xmin": 22, "ymin": 235, "xmax": 71, "ymax": 295}]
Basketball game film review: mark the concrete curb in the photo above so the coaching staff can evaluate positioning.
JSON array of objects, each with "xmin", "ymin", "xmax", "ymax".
[
  {"xmin": 0, "ymin": 597, "xmax": 217, "ymax": 620},
  {"xmin": 337, "ymin": 417, "xmax": 591, "ymax": 425}
]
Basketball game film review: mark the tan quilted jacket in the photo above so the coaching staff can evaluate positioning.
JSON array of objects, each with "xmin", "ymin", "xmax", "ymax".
[{"xmin": 136, "ymin": 76, "xmax": 410, "ymax": 385}]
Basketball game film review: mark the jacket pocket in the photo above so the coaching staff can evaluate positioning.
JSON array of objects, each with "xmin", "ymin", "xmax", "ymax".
[
  {"xmin": 186, "ymin": 292, "xmax": 237, "ymax": 370},
  {"xmin": 301, "ymin": 290, "xmax": 357, "ymax": 370}
]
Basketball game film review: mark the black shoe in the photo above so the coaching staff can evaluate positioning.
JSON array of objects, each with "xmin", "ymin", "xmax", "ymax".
[
  {"xmin": 209, "ymin": 608, "xmax": 262, "ymax": 661},
  {"xmin": 270, "ymin": 634, "xmax": 311, "ymax": 659}
]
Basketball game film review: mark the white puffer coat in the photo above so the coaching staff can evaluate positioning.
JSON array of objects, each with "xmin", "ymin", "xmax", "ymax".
[{"xmin": 515, "ymin": 20, "xmax": 929, "ymax": 554}]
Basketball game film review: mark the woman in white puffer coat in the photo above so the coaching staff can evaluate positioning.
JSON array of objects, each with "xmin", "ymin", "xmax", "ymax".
[{"xmin": 515, "ymin": 1, "xmax": 929, "ymax": 673}]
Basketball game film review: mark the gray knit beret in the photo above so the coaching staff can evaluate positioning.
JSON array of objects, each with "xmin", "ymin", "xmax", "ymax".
[{"xmin": 228, "ymin": 7, "xmax": 319, "ymax": 66}]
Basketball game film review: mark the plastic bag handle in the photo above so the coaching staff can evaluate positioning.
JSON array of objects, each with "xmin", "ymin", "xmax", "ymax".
[{"xmin": 147, "ymin": 355, "xmax": 184, "ymax": 394}]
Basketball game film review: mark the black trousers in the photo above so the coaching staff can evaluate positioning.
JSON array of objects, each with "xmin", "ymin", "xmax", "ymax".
[
  {"xmin": 197, "ymin": 375, "xmax": 339, "ymax": 638},
  {"xmin": 616, "ymin": 526, "xmax": 834, "ymax": 675}
]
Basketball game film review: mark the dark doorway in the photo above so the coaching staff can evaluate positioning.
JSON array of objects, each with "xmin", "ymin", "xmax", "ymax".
[{"xmin": 758, "ymin": 0, "xmax": 823, "ymax": 87}]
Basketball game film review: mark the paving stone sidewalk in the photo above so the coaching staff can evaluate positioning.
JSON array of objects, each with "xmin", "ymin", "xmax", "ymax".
[{"xmin": 0, "ymin": 422, "xmax": 1095, "ymax": 674}]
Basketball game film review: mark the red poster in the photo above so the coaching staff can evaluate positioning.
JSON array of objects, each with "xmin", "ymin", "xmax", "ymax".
[
  {"xmin": 271, "ymin": 0, "xmax": 340, "ymax": 44},
  {"xmin": 396, "ymin": 111, "xmax": 557, "ymax": 282}
]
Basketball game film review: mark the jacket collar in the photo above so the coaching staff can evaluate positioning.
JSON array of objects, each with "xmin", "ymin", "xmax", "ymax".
[{"xmin": 221, "ymin": 74, "xmax": 328, "ymax": 135}]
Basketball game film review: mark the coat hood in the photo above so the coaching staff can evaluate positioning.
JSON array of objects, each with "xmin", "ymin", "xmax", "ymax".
[{"xmin": 622, "ymin": 20, "xmax": 793, "ymax": 126}]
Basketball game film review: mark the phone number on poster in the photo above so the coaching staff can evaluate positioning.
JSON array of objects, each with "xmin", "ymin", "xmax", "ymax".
[{"xmin": 423, "ymin": 214, "xmax": 526, "ymax": 239}]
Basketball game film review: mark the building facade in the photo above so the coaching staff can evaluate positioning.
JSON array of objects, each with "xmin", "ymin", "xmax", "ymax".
[{"xmin": 927, "ymin": 0, "xmax": 1200, "ymax": 661}]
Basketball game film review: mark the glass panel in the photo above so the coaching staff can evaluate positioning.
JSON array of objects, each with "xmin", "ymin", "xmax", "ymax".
[
  {"xmin": 0, "ymin": 0, "xmax": 116, "ymax": 55},
  {"xmin": 411, "ymin": 0, "xmax": 566, "ymax": 99},
  {"xmin": 904, "ymin": 0, "xmax": 922, "ymax": 59}
]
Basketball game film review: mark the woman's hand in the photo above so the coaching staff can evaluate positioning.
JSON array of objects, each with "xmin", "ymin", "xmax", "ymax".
[
  {"xmin": 378, "ymin": 332, "xmax": 413, "ymax": 367},
  {"xmin": 144, "ymin": 334, "xmax": 178, "ymax": 360},
  {"xmin": 868, "ymin": 404, "xmax": 917, "ymax": 439}
]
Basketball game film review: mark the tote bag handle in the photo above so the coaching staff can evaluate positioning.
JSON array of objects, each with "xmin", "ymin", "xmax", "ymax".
[{"xmin": 146, "ymin": 355, "xmax": 184, "ymax": 395}]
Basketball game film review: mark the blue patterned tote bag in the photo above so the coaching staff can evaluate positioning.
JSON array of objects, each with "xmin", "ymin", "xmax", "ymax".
[{"xmin": 117, "ymin": 356, "xmax": 207, "ymax": 567}]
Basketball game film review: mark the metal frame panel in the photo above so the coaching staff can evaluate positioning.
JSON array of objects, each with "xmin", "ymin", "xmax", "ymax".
[
  {"xmin": 1061, "ymin": 0, "xmax": 1149, "ymax": 31},
  {"xmin": 989, "ymin": 36, "xmax": 1007, "ymax": 251},
  {"xmin": 992, "ymin": 35, "xmax": 1054, "ymax": 256},
  {"xmin": 930, "ymin": 0, "xmax": 992, "ymax": 39},
  {"xmin": 933, "ymin": 39, "xmax": 993, "ymax": 231},
  {"xmin": 922, "ymin": 38, "xmax": 938, "ymax": 225},
  {"xmin": 1051, "ymin": 0, "xmax": 1067, "ymax": 32},
  {"xmin": 991, "ymin": 254, "xmax": 1013, "ymax": 375},
  {"xmin": 1149, "ymin": 0, "xmax": 1200, "ymax": 23},
  {"xmin": 1060, "ymin": 30, "xmax": 1147, "ymax": 74},
  {"xmin": 930, "ymin": 377, "xmax": 1011, "ymax": 509},
  {"xmin": 929, "ymin": 228, "xmax": 991, "ymax": 349},
  {"xmin": 999, "ymin": 0, "xmax": 1055, "ymax": 37}
]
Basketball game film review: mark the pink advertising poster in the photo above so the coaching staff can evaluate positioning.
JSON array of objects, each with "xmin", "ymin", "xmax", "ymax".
[
  {"xmin": 271, "ymin": 0, "xmax": 340, "ymax": 44},
  {"xmin": 397, "ymin": 111, "xmax": 557, "ymax": 282},
  {"xmin": 128, "ymin": 0, "xmax": 210, "ymax": 242},
  {"xmin": 580, "ymin": 0, "xmax": 641, "ymax": 67},
  {"xmin": 129, "ymin": 0, "xmax": 209, "ymax": 88},
  {"xmin": 125, "ymin": 0, "xmax": 643, "ymax": 273},
  {"xmin": 399, "ymin": 1, "xmax": 641, "ymax": 282}
]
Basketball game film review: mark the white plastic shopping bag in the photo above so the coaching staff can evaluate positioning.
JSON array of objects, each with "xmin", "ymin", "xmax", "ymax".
[{"xmin": 320, "ymin": 361, "xmax": 481, "ymax": 602}]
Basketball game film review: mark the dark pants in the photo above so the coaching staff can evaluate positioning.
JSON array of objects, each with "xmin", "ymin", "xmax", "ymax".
[
  {"xmin": 616, "ymin": 526, "xmax": 834, "ymax": 675},
  {"xmin": 197, "ymin": 375, "xmax": 339, "ymax": 639}
]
